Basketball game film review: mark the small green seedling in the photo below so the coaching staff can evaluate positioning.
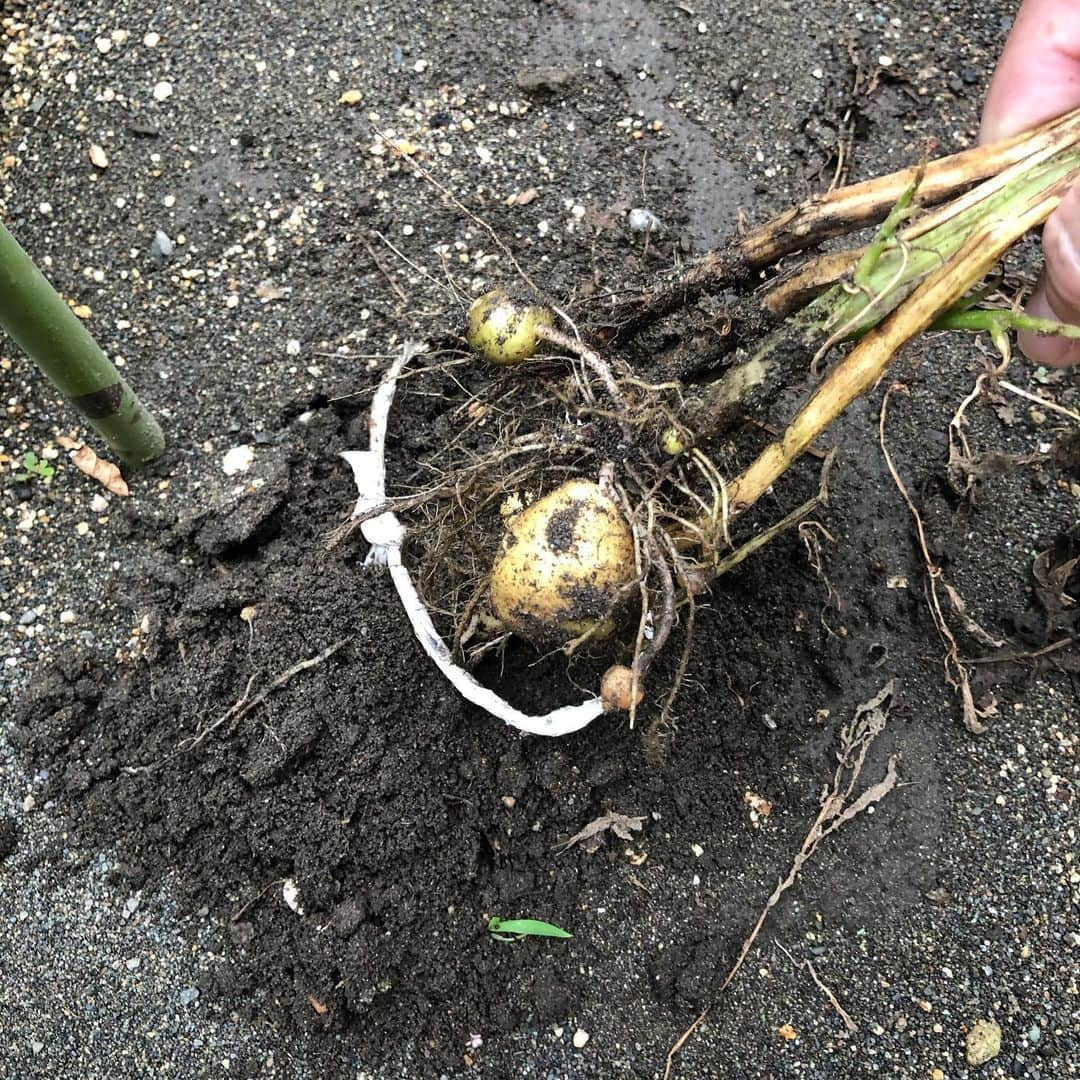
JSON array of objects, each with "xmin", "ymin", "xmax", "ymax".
[
  {"xmin": 487, "ymin": 916, "xmax": 572, "ymax": 942},
  {"xmin": 14, "ymin": 450, "xmax": 55, "ymax": 482}
]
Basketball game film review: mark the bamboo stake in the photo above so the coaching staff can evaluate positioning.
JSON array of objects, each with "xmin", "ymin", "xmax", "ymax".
[{"xmin": 0, "ymin": 221, "xmax": 165, "ymax": 467}]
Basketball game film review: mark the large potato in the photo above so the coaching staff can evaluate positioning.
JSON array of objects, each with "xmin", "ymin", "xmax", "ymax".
[{"xmin": 490, "ymin": 480, "xmax": 636, "ymax": 642}]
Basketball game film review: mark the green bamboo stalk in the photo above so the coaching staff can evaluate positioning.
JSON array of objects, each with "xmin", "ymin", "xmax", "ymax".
[{"xmin": 0, "ymin": 220, "xmax": 165, "ymax": 467}]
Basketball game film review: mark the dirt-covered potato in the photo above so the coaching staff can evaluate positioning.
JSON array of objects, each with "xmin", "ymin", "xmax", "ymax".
[
  {"xmin": 466, "ymin": 288, "xmax": 554, "ymax": 365},
  {"xmin": 489, "ymin": 479, "xmax": 636, "ymax": 642}
]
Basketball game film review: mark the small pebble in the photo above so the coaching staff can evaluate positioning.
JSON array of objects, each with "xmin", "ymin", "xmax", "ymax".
[
  {"xmin": 966, "ymin": 1018, "xmax": 1002, "ymax": 1066},
  {"xmin": 153, "ymin": 81, "xmax": 173, "ymax": 102},
  {"xmin": 627, "ymin": 207, "xmax": 661, "ymax": 234},
  {"xmin": 572, "ymin": 1029, "xmax": 589, "ymax": 1049},
  {"xmin": 143, "ymin": 31, "xmax": 161, "ymax": 48},
  {"xmin": 222, "ymin": 445, "xmax": 254, "ymax": 475},
  {"xmin": 19, "ymin": 609, "xmax": 37, "ymax": 626},
  {"xmin": 149, "ymin": 230, "xmax": 175, "ymax": 265},
  {"xmin": 178, "ymin": 987, "xmax": 200, "ymax": 1006},
  {"xmin": 90, "ymin": 494, "xmax": 109, "ymax": 513},
  {"xmin": 59, "ymin": 610, "xmax": 76, "ymax": 625}
]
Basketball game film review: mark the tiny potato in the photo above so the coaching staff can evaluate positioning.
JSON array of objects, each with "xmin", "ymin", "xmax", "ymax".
[
  {"xmin": 490, "ymin": 479, "xmax": 635, "ymax": 643},
  {"xmin": 466, "ymin": 288, "xmax": 554, "ymax": 365},
  {"xmin": 601, "ymin": 665, "xmax": 644, "ymax": 712}
]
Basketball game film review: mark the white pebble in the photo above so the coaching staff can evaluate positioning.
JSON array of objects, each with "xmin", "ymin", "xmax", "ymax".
[
  {"xmin": 222, "ymin": 445, "xmax": 254, "ymax": 476},
  {"xmin": 59, "ymin": 610, "xmax": 76, "ymax": 625},
  {"xmin": 282, "ymin": 878, "xmax": 304, "ymax": 915},
  {"xmin": 628, "ymin": 207, "xmax": 662, "ymax": 234},
  {"xmin": 153, "ymin": 80, "xmax": 173, "ymax": 101},
  {"xmin": 143, "ymin": 31, "xmax": 161, "ymax": 48},
  {"xmin": 286, "ymin": 338, "xmax": 301, "ymax": 356},
  {"xmin": 90, "ymin": 494, "xmax": 109, "ymax": 513},
  {"xmin": 572, "ymin": 1029, "xmax": 589, "ymax": 1049},
  {"xmin": 95, "ymin": 37, "xmax": 113, "ymax": 55}
]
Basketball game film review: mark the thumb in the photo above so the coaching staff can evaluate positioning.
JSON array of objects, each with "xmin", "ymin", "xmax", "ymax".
[
  {"xmin": 980, "ymin": 0, "xmax": 1080, "ymax": 143},
  {"xmin": 1018, "ymin": 182, "xmax": 1080, "ymax": 367}
]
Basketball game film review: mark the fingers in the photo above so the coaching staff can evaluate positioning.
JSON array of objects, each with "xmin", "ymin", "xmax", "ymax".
[
  {"xmin": 981, "ymin": 0, "xmax": 1080, "ymax": 366},
  {"xmin": 980, "ymin": 0, "xmax": 1080, "ymax": 143},
  {"xmin": 1019, "ymin": 183, "xmax": 1080, "ymax": 367}
]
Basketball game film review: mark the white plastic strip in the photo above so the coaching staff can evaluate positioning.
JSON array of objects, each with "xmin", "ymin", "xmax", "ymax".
[{"xmin": 343, "ymin": 341, "xmax": 604, "ymax": 736}]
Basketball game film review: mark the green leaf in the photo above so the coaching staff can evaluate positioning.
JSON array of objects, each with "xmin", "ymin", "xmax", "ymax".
[
  {"xmin": 487, "ymin": 916, "xmax": 572, "ymax": 940},
  {"xmin": 18, "ymin": 450, "xmax": 54, "ymax": 480}
]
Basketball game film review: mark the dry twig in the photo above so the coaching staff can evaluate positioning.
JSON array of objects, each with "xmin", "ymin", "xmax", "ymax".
[
  {"xmin": 123, "ymin": 639, "xmax": 349, "ymax": 775},
  {"xmin": 664, "ymin": 682, "xmax": 899, "ymax": 1078},
  {"xmin": 879, "ymin": 384, "xmax": 990, "ymax": 733}
]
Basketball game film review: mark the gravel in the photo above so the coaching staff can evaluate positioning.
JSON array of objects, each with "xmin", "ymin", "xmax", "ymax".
[{"xmin": 1, "ymin": 0, "xmax": 1078, "ymax": 1077}]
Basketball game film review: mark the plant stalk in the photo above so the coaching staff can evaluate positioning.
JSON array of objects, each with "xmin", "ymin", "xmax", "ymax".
[
  {"xmin": 0, "ymin": 221, "xmax": 165, "ymax": 467},
  {"xmin": 674, "ymin": 134, "xmax": 1080, "ymax": 453},
  {"xmin": 739, "ymin": 106, "xmax": 1080, "ymax": 266},
  {"xmin": 727, "ymin": 183, "xmax": 1065, "ymax": 516}
]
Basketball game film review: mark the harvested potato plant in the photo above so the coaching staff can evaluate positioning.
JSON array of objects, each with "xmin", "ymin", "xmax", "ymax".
[{"xmin": 356, "ymin": 107, "xmax": 1080, "ymax": 747}]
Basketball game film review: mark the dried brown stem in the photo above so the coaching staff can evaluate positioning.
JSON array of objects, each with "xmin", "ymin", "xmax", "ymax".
[
  {"xmin": 739, "ymin": 107, "xmax": 1080, "ymax": 266},
  {"xmin": 878, "ymin": 385, "xmax": 991, "ymax": 734},
  {"xmin": 664, "ymin": 684, "xmax": 898, "ymax": 1079},
  {"xmin": 728, "ymin": 179, "xmax": 1069, "ymax": 516}
]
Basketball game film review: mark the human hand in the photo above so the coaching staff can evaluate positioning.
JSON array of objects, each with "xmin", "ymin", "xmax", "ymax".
[{"xmin": 981, "ymin": 0, "xmax": 1080, "ymax": 366}]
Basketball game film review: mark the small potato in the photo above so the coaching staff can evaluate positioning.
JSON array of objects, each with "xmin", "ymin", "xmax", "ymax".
[
  {"xmin": 601, "ymin": 665, "xmax": 644, "ymax": 712},
  {"xmin": 490, "ymin": 479, "xmax": 636, "ymax": 643},
  {"xmin": 466, "ymin": 288, "xmax": 554, "ymax": 365}
]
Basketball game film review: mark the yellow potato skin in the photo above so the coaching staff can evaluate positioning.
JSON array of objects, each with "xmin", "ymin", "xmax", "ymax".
[
  {"xmin": 466, "ymin": 289, "xmax": 554, "ymax": 365},
  {"xmin": 490, "ymin": 480, "xmax": 636, "ymax": 642}
]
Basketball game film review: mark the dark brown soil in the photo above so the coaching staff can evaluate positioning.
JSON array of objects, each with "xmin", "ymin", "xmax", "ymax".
[{"xmin": 12, "ymin": 325, "xmax": 1079, "ymax": 1072}]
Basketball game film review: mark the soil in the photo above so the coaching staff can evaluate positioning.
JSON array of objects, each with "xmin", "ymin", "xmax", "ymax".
[{"xmin": 2, "ymin": 1, "xmax": 1079, "ymax": 1078}]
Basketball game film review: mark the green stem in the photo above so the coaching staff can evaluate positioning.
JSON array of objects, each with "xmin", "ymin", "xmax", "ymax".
[
  {"xmin": 807, "ymin": 147, "xmax": 1080, "ymax": 346},
  {"xmin": 931, "ymin": 307, "xmax": 1080, "ymax": 338},
  {"xmin": 0, "ymin": 221, "xmax": 165, "ymax": 467},
  {"xmin": 853, "ymin": 176, "xmax": 919, "ymax": 288}
]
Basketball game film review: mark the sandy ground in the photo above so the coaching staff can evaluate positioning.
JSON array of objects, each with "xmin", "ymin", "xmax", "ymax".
[{"xmin": 2, "ymin": 0, "xmax": 1078, "ymax": 1077}]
